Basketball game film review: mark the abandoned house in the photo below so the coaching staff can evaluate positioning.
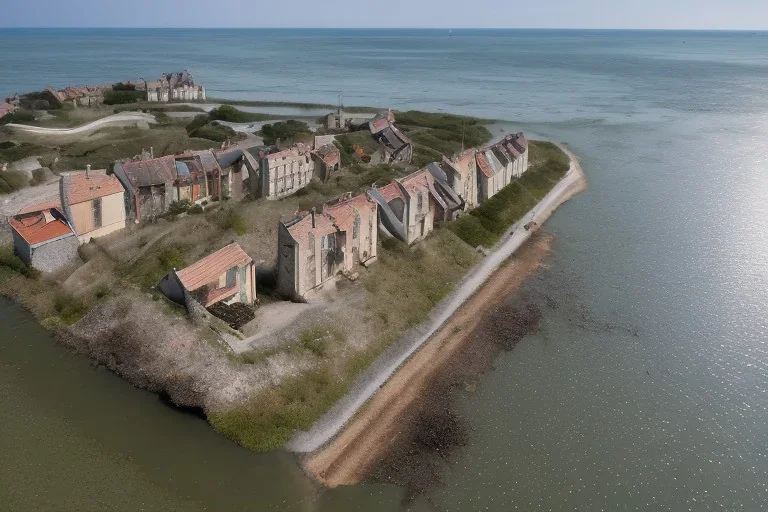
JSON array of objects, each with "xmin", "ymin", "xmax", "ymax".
[
  {"xmin": 214, "ymin": 147, "xmax": 260, "ymax": 199},
  {"xmin": 475, "ymin": 132, "xmax": 529, "ymax": 201},
  {"xmin": 369, "ymin": 112, "xmax": 412, "ymax": 164},
  {"xmin": 113, "ymin": 155, "xmax": 177, "ymax": 221},
  {"xmin": 159, "ymin": 243, "xmax": 257, "ymax": 308},
  {"xmin": 48, "ymin": 85, "xmax": 110, "ymax": 108},
  {"xmin": 424, "ymin": 162, "xmax": 466, "ymax": 222},
  {"xmin": 258, "ymin": 143, "xmax": 315, "ymax": 200},
  {"xmin": 369, "ymin": 168, "xmax": 442, "ymax": 245},
  {"xmin": 144, "ymin": 71, "xmax": 206, "ymax": 102},
  {"xmin": 60, "ymin": 167, "xmax": 126, "ymax": 243},
  {"xmin": 311, "ymin": 144, "xmax": 341, "ymax": 182},
  {"xmin": 9, "ymin": 207, "xmax": 79, "ymax": 273},
  {"xmin": 277, "ymin": 192, "xmax": 378, "ymax": 298},
  {"xmin": 174, "ymin": 151, "xmax": 216, "ymax": 202},
  {"xmin": 440, "ymin": 149, "xmax": 479, "ymax": 209},
  {"xmin": 325, "ymin": 108, "xmax": 376, "ymax": 130}
]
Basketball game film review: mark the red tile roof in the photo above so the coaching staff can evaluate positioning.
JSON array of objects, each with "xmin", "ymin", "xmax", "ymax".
[
  {"xmin": 176, "ymin": 243, "xmax": 252, "ymax": 292},
  {"xmin": 62, "ymin": 170, "xmax": 124, "ymax": 205},
  {"xmin": 476, "ymin": 151, "xmax": 494, "ymax": 178},
  {"xmin": 9, "ymin": 208, "xmax": 74, "ymax": 246},
  {"xmin": 370, "ymin": 117, "xmax": 390, "ymax": 134},
  {"xmin": 377, "ymin": 181, "xmax": 405, "ymax": 203},
  {"xmin": 18, "ymin": 199, "xmax": 61, "ymax": 215}
]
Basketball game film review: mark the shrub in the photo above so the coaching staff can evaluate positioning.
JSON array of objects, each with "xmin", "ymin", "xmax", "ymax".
[
  {"xmin": 0, "ymin": 170, "xmax": 30, "ymax": 194},
  {"xmin": 188, "ymin": 205, "xmax": 204, "ymax": 214},
  {"xmin": 214, "ymin": 209, "xmax": 247, "ymax": 235},
  {"xmin": 167, "ymin": 199, "xmax": 192, "ymax": 215},
  {"xmin": 261, "ymin": 120, "xmax": 311, "ymax": 145},
  {"xmin": 0, "ymin": 245, "xmax": 38, "ymax": 279},
  {"xmin": 53, "ymin": 291, "xmax": 89, "ymax": 324},
  {"xmin": 208, "ymin": 105, "xmax": 270, "ymax": 123},
  {"xmin": 191, "ymin": 123, "xmax": 237, "ymax": 143},
  {"xmin": 0, "ymin": 108, "xmax": 36, "ymax": 125},
  {"xmin": 104, "ymin": 89, "xmax": 144, "ymax": 105},
  {"xmin": 29, "ymin": 168, "xmax": 48, "ymax": 186}
]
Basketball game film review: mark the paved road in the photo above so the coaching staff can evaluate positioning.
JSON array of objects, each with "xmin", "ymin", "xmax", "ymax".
[
  {"xmin": 6, "ymin": 112, "xmax": 156, "ymax": 137},
  {"xmin": 287, "ymin": 155, "xmax": 588, "ymax": 452}
]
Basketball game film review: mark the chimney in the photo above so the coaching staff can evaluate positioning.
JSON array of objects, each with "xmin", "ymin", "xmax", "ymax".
[
  {"xmin": 86, "ymin": 164, "xmax": 91, "ymax": 178},
  {"xmin": 311, "ymin": 207, "xmax": 316, "ymax": 228}
]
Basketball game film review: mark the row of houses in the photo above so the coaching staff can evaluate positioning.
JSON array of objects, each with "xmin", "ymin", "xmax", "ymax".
[{"xmin": 276, "ymin": 132, "xmax": 529, "ymax": 298}]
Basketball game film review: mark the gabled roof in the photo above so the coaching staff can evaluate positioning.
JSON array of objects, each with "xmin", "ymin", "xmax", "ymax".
[
  {"xmin": 9, "ymin": 208, "xmax": 74, "ymax": 246},
  {"xmin": 61, "ymin": 170, "xmax": 124, "ymax": 205},
  {"xmin": 18, "ymin": 199, "xmax": 61, "ymax": 215},
  {"xmin": 377, "ymin": 181, "xmax": 406, "ymax": 203},
  {"xmin": 476, "ymin": 152, "xmax": 494, "ymax": 178},
  {"xmin": 120, "ymin": 155, "xmax": 177, "ymax": 188},
  {"xmin": 176, "ymin": 243, "xmax": 252, "ymax": 292}
]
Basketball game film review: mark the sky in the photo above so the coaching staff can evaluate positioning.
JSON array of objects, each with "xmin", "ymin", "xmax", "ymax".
[{"xmin": 2, "ymin": 0, "xmax": 767, "ymax": 30}]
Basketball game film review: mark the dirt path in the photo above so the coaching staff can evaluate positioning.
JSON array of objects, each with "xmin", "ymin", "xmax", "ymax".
[
  {"xmin": 5, "ymin": 112, "xmax": 156, "ymax": 139},
  {"xmin": 304, "ymin": 234, "xmax": 555, "ymax": 487}
]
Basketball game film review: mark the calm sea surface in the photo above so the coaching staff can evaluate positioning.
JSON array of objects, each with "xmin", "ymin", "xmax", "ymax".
[{"xmin": 1, "ymin": 29, "xmax": 767, "ymax": 511}]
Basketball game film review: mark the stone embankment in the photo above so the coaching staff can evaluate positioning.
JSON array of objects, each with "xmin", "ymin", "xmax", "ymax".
[{"xmin": 289, "ymin": 148, "xmax": 587, "ymax": 474}]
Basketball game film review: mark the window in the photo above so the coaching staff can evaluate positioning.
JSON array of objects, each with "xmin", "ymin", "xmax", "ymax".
[
  {"xmin": 92, "ymin": 198, "xmax": 102, "ymax": 229},
  {"xmin": 353, "ymin": 212, "xmax": 360, "ymax": 239},
  {"xmin": 225, "ymin": 268, "xmax": 237, "ymax": 288},
  {"xmin": 417, "ymin": 192, "xmax": 423, "ymax": 212},
  {"xmin": 321, "ymin": 235, "xmax": 326, "ymax": 250}
]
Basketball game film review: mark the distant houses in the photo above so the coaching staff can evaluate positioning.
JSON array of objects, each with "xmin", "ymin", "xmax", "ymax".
[
  {"xmin": 143, "ymin": 71, "xmax": 206, "ymax": 103},
  {"xmin": 475, "ymin": 133, "xmax": 528, "ymax": 201}
]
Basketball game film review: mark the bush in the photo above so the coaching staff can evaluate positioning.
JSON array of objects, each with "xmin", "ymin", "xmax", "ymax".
[
  {"xmin": 208, "ymin": 105, "xmax": 270, "ymax": 123},
  {"xmin": 185, "ymin": 114, "xmax": 210, "ymax": 135},
  {"xmin": 191, "ymin": 123, "xmax": 237, "ymax": 143},
  {"xmin": 104, "ymin": 89, "xmax": 144, "ymax": 105},
  {"xmin": 0, "ymin": 245, "xmax": 38, "ymax": 279},
  {"xmin": 53, "ymin": 291, "xmax": 89, "ymax": 324},
  {"xmin": 167, "ymin": 199, "xmax": 192, "ymax": 215},
  {"xmin": 188, "ymin": 204, "xmax": 204, "ymax": 214},
  {"xmin": 214, "ymin": 209, "xmax": 247, "ymax": 235},
  {"xmin": 260, "ymin": 120, "xmax": 311, "ymax": 145},
  {"xmin": 0, "ymin": 170, "xmax": 30, "ymax": 194},
  {"xmin": 0, "ymin": 108, "xmax": 36, "ymax": 125},
  {"xmin": 18, "ymin": 90, "xmax": 60, "ymax": 110},
  {"xmin": 29, "ymin": 168, "xmax": 48, "ymax": 186}
]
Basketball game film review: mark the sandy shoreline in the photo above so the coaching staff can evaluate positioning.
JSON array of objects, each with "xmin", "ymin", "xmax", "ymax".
[{"xmin": 299, "ymin": 151, "xmax": 587, "ymax": 486}]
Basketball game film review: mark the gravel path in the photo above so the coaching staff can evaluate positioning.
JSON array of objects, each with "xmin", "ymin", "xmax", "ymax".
[
  {"xmin": 287, "ymin": 152, "xmax": 587, "ymax": 453},
  {"xmin": 5, "ymin": 112, "xmax": 156, "ymax": 138}
]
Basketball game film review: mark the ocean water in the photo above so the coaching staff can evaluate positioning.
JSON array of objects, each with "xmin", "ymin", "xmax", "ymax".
[{"xmin": 1, "ymin": 29, "xmax": 767, "ymax": 511}]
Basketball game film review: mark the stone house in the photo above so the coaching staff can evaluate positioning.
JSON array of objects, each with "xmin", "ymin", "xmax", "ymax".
[
  {"xmin": 113, "ymin": 155, "xmax": 178, "ymax": 221},
  {"xmin": 277, "ymin": 192, "xmax": 378, "ymax": 298},
  {"xmin": 9, "ymin": 207, "xmax": 79, "ymax": 273},
  {"xmin": 440, "ymin": 149, "xmax": 478, "ymax": 209},
  {"xmin": 311, "ymin": 144, "xmax": 341, "ymax": 182},
  {"xmin": 258, "ymin": 143, "xmax": 315, "ymax": 200},
  {"xmin": 145, "ymin": 71, "xmax": 205, "ymax": 102},
  {"xmin": 60, "ymin": 167, "xmax": 127, "ymax": 243},
  {"xmin": 213, "ymin": 147, "xmax": 260, "ymax": 199},
  {"xmin": 159, "ymin": 243, "xmax": 256, "ymax": 307},
  {"xmin": 369, "ymin": 112, "xmax": 412, "ymax": 164},
  {"xmin": 475, "ymin": 133, "xmax": 529, "ymax": 201},
  {"xmin": 369, "ymin": 168, "xmax": 442, "ymax": 245}
]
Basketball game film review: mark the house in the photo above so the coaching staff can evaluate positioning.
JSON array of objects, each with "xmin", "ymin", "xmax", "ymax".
[
  {"xmin": 369, "ymin": 168, "xmax": 442, "ymax": 245},
  {"xmin": 440, "ymin": 149, "xmax": 478, "ymax": 209},
  {"xmin": 369, "ymin": 111, "xmax": 412, "ymax": 164},
  {"xmin": 144, "ymin": 71, "xmax": 205, "ymax": 102},
  {"xmin": 9, "ymin": 207, "xmax": 79, "ymax": 273},
  {"xmin": 214, "ymin": 147, "xmax": 260, "ymax": 199},
  {"xmin": 113, "ymin": 155, "xmax": 178, "ymax": 221},
  {"xmin": 476, "ymin": 133, "xmax": 529, "ymax": 201},
  {"xmin": 159, "ymin": 243, "xmax": 256, "ymax": 308},
  {"xmin": 277, "ymin": 192, "xmax": 378, "ymax": 298},
  {"xmin": 60, "ymin": 167, "xmax": 126, "ymax": 242},
  {"xmin": 325, "ymin": 108, "xmax": 376, "ymax": 130},
  {"xmin": 174, "ymin": 151, "xmax": 216, "ymax": 203},
  {"xmin": 311, "ymin": 144, "xmax": 341, "ymax": 182},
  {"xmin": 424, "ymin": 162, "xmax": 465, "ymax": 222},
  {"xmin": 258, "ymin": 143, "xmax": 315, "ymax": 200}
]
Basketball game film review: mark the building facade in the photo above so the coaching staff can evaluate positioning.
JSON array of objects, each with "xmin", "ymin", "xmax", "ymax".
[
  {"xmin": 277, "ymin": 193, "xmax": 378, "ymax": 298},
  {"xmin": 60, "ymin": 168, "xmax": 126, "ymax": 243},
  {"xmin": 9, "ymin": 208, "xmax": 79, "ymax": 273},
  {"xmin": 369, "ymin": 169, "xmax": 440, "ymax": 245},
  {"xmin": 259, "ymin": 144, "xmax": 315, "ymax": 200},
  {"xmin": 476, "ymin": 133, "xmax": 529, "ymax": 201},
  {"xmin": 145, "ymin": 71, "xmax": 205, "ymax": 103}
]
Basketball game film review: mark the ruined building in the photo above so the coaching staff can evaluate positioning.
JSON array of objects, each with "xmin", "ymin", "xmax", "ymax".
[
  {"xmin": 475, "ymin": 133, "xmax": 529, "ymax": 201},
  {"xmin": 311, "ymin": 144, "xmax": 341, "ymax": 182},
  {"xmin": 369, "ymin": 111, "xmax": 412, "ymax": 164},
  {"xmin": 440, "ymin": 149, "xmax": 478, "ymax": 209},
  {"xmin": 258, "ymin": 143, "xmax": 315, "ymax": 200},
  {"xmin": 277, "ymin": 193, "xmax": 378, "ymax": 298}
]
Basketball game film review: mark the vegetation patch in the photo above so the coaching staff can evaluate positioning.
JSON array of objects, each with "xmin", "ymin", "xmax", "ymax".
[
  {"xmin": 0, "ymin": 170, "xmax": 30, "ymax": 194},
  {"xmin": 208, "ymin": 105, "xmax": 273, "ymax": 123},
  {"xmin": 260, "ymin": 120, "xmax": 312, "ymax": 146},
  {"xmin": 396, "ymin": 110, "xmax": 492, "ymax": 166}
]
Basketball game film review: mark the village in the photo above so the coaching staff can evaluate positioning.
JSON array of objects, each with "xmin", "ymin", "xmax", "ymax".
[{"xmin": 0, "ymin": 71, "xmax": 571, "ymax": 452}]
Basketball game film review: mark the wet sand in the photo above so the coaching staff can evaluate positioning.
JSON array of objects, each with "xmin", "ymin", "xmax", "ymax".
[{"xmin": 304, "ymin": 233, "xmax": 555, "ymax": 488}]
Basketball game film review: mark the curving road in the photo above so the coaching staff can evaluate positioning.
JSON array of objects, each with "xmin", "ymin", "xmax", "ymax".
[{"xmin": 5, "ymin": 112, "xmax": 156, "ymax": 137}]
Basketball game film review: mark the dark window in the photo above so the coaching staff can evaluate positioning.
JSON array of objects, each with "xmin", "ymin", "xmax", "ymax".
[
  {"xmin": 92, "ymin": 198, "xmax": 102, "ymax": 229},
  {"xmin": 225, "ymin": 268, "xmax": 237, "ymax": 288}
]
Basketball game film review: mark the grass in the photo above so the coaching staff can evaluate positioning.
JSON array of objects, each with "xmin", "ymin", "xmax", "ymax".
[
  {"xmin": 395, "ymin": 110, "xmax": 492, "ymax": 166},
  {"xmin": 208, "ymin": 105, "xmax": 273, "ymax": 123},
  {"xmin": 334, "ymin": 130, "xmax": 381, "ymax": 165},
  {"xmin": 447, "ymin": 140, "xmax": 570, "ymax": 247}
]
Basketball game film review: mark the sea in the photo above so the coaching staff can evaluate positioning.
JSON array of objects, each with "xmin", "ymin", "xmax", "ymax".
[{"xmin": 1, "ymin": 29, "xmax": 767, "ymax": 511}]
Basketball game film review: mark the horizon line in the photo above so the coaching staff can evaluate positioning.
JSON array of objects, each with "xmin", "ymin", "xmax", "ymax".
[{"xmin": 1, "ymin": 26, "xmax": 767, "ymax": 31}]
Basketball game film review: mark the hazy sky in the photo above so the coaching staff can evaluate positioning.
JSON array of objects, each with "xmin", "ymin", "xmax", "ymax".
[{"xmin": 2, "ymin": 0, "xmax": 767, "ymax": 29}]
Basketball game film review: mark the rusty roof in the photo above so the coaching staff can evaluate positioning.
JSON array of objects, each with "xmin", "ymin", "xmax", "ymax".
[
  {"xmin": 9, "ymin": 208, "xmax": 74, "ymax": 246},
  {"xmin": 176, "ymin": 243, "xmax": 252, "ymax": 292},
  {"xmin": 476, "ymin": 152, "xmax": 494, "ymax": 178},
  {"xmin": 120, "ymin": 155, "xmax": 177, "ymax": 188},
  {"xmin": 62, "ymin": 170, "xmax": 124, "ymax": 205}
]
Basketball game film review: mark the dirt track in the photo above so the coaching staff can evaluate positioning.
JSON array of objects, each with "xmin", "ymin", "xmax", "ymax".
[{"xmin": 304, "ymin": 234, "xmax": 555, "ymax": 487}]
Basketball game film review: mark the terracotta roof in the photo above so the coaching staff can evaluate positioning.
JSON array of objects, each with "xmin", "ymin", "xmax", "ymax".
[
  {"xmin": 401, "ymin": 168, "xmax": 432, "ymax": 193},
  {"xmin": 476, "ymin": 152, "xmax": 494, "ymax": 178},
  {"xmin": 504, "ymin": 141, "xmax": 521, "ymax": 158},
  {"xmin": 284, "ymin": 211, "xmax": 336, "ymax": 244},
  {"xmin": 370, "ymin": 117, "xmax": 390, "ymax": 134},
  {"xmin": 120, "ymin": 155, "xmax": 177, "ymax": 188},
  {"xmin": 511, "ymin": 133, "xmax": 528, "ymax": 152},
  {"xmin": 315, "ymin": 144, "xmax": 339, "ymax": 157},
  {"xmin": 9, "ymin": 208, "xmax": 74, "ymax": 246},
  {"xmin": 18, "ymin": 199, "xmax": 61, "ymax": 215},
  {"xmin": 62, "ymin": 170, "xmax": 124, "ymax": 205},
  {"xmin": 176, "ymin": 243, "xmax": 252, "ymax": 292},
  {"xmin": 377, "ymin": 181, "xmax": 405, "ymax": 203}
]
